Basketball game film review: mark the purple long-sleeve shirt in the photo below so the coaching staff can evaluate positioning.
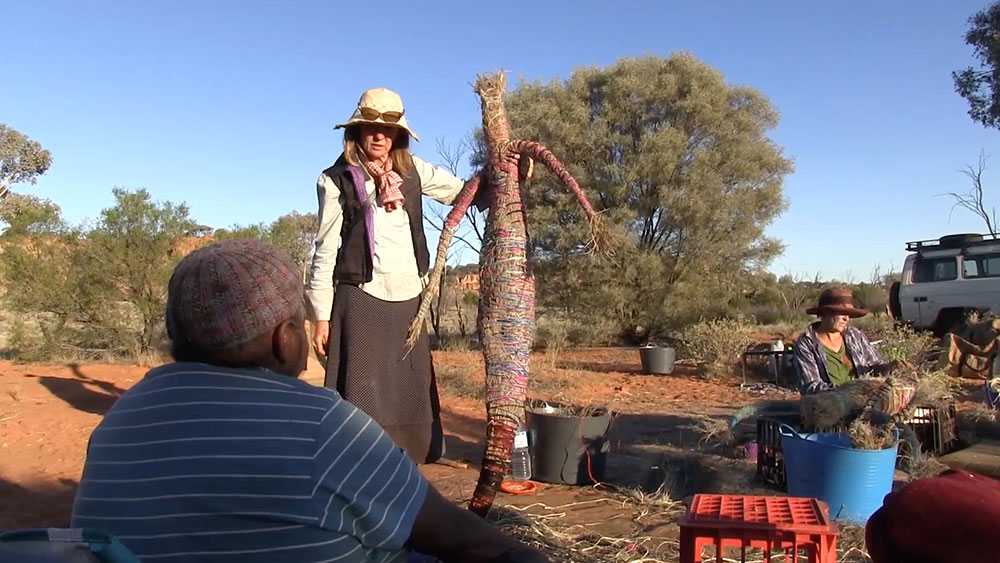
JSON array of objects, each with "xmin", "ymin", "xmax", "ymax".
[{"xmin": 793, "ymin": 323, "xmax": 887, "ymax": 394}]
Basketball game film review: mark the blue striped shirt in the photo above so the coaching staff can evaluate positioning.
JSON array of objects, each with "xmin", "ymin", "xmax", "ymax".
[{"xmin": 71, "ymin": 363, "xmax": 428, "ymax": 562}]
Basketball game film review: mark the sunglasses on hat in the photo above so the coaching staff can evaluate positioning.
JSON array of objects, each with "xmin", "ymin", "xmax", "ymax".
[{"xmin": 359, "ymin": 107, "xmax": 404, "ymax": 123}]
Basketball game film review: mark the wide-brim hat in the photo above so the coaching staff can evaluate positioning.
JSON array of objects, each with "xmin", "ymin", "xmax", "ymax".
[
  {"xmin": 806, "ymin": 287, "xmax": 869, "ymax": 318},
  {"xmin": 334, "ymin": 87, "xmax": 419, "ymax": 141}
]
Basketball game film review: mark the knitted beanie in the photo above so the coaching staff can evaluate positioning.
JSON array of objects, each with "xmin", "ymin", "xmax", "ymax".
[
  {"xmin": 866, "ymin": 469, "xmax": 1000, "ymax": 563},
  {"xmin": 166, "ymin": 239, "xmax": 303, "ymax": 351}
]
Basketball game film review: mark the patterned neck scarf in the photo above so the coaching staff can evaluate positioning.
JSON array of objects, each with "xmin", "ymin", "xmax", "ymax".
[{"xmin": 364, "ymin": 157, "xmax": 405, "ymax": 211}]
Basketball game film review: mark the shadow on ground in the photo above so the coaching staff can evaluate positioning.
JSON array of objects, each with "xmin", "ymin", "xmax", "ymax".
[
  {"xmin": 0, "ymin": 477, "xmax": 78, "ymax": 531},
  {"xmin": 440, "ymin": 408, "xmax": 487, "ymax": 468},
  {"xmin": 437, "ymin": 407, "xmax": 773, "ymax": 502},
  {"xmin": 23, "ymin": 363, "xmax": 125, "ymax": 416}
]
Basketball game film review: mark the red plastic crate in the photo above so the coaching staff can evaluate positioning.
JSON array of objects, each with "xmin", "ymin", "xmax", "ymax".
[{"xmin": 678, "ymin": 494, "xmax": 839, "ymax": 563}]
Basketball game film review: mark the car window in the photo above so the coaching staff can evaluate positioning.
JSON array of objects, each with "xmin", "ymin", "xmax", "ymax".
[
  {"xmin": 913, "ymin": 257, "xmax": 958, "ymax": 283},
  {"xmin": 963, "ymin": 253, "xmax": 1000, "ymax": 279},
  {"xmin": 964, "ymin": 259, "xmax": 980, "ymax": 278}
]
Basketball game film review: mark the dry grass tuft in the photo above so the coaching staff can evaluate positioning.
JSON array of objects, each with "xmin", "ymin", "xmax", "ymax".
[
  {"xmin": 909, "ymin": 368, "xmax": 959, "ymax": 409},
  {"xmin": 694, "ymin": 416, "xmax": 735, "ymax": 446},
  {"xmin": 848, "ymin": 419, "xmax": 896, "ymax": 450},
  {"xmin": 487, "ymin": 497, "xmax": 681, "ymax": 563},
  {"xmin": 838, "ymin": 524, "xmax": 871, "ymax": 562},
  {"xmin": 961, "ymin": 403, "xmax": 998, "ymax": 425},
  {"xmin": 435, "ymin": 364, "xmax": 484, "ymax": 400},
  {"xmin": 903, "ymin": 451, "xmax": 950, "ymax": 481},
  {"xmin": 478, "ymin": 496, "xmax": 871, "ymax": 563},
  {"xmin": 957, "ymin": 403, "xmax": 1000, "ymax": 442}
]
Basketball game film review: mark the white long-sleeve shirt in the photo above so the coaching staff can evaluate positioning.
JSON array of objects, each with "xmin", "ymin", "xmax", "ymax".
[{"xmin": 306, "ymin": 155, "xmax": 465, "ymax": 321}]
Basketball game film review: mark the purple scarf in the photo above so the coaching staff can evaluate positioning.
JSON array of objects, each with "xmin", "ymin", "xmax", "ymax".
[{"xmin": 346, "ymin": 165, "xmax": 375, "ymax": 264}]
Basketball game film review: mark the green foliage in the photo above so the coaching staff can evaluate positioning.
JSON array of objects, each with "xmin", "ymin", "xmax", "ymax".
[
  {"xmin": 1, "ymin": 188, "xmax": 194, "ymax": 360},
  {"xmin": 0, "ymin": 193, "xmax": 65, "ymax": 236},
  {"xmin": 850, "ymin": 282, "xmax": 889, "ymax": 315},
  {"xmin": 680, "ymin": 315, "xmax": 755, "ymax": 370},
  {"xmin": 216, "ymin": 211, "xmax": 317, "ymax": 278},
  {"xmin": 0, "ymin": 197, "xmax": 85, "ymax": 359},
  {"xmin": 487, "ymin": 54, "xmax": 791, "ymax": 337},
  {"xmin": 0, "ymin": 124, "xmax": 52, "ymax": 194},
  {"xmin": 85, "ymin": 188, "xmax": 196, "ymax": 354},
  {"xmin": 853, "ymin": 314, "xmax": 938, "ymax": 369},
  {"xmin": 954, "ymin": 2, "xmax": 1000, "ymax": 128}
]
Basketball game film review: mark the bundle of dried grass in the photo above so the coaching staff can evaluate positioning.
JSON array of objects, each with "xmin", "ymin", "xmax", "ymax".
[
  {"xmin": 907, "ymin": 369, "xmax": 958, "ymax": 410},
  {"xmin": 801, "ymin": 379, "xmax": 885, "ymax": 430},
  {"xmin": 837, "ymin": 524, "xmax": 871, "ymax": 563},
  {"xmin": 957, "ymin": 403, "xmax": 1000, "ymax": 442},
  {"xmin": 848, "ymin": 418, "xmax": 897, "ymax": 450},
  {"xmin": 902, "ymin": 450, "xmax": 950, "ymax": 480},
  {"xmin": 488, "ymin": 501, "xmax": 680, "ymax": 563},
  {"xmin": 695, "ymin": 416, "xmax": 736, "ymax": 446},
  {"xmin": 804, "ymin": 370, "xmax": 955, "ymax": 433},
  {"xmin": 644, "ymin": 453, "xmax": 707, "ymax": 501}
]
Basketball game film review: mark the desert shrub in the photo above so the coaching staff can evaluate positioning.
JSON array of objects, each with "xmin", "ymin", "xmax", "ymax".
[
  {"xmin": 435, "ymin": 364, "xmax": 483, "ymax": 399},
  {"xmin": 436, "ymin": 333, "xmax": 474, "ymax": 352},
  {"xmin": 6, "ymin": 317, "xmax": 41, "ymax": 361},
  {"xmin": 1, "ymin": 188, "xmax": 194, "ymax": 361},
  {"xmin": 566, "ymin": 316, "xmax": 619, "ymax": 347},
  {"xmin": 749, "ymin": 303, "xmax": 811, "ymax": 326},
  {"xmin": 535, "ymin": 314, "xmax": 571, "ymax": 369},
  {"xmin": 852, "ymin": 283, "xmax": 889, "ymax": 314},
  {"xmin": 680, "ymin": 316, "xmax": 755, "ymax": 370},
  {"xmin": 853, "ymin": 314, "xmax": 938, "ymax": 368}
]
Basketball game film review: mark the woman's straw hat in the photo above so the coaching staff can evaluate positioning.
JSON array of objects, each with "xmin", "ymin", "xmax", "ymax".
[{"xmin": 334, "ymin": 87, "xmax": 419, "ymax": 141}]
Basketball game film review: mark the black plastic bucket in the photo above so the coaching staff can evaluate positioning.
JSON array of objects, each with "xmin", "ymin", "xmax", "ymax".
[
  {"xmin": 526, "ymin": 399, "xmax": 611, "ymax": 485},
  {"xmin": 639, "ymin": 345, "xmax": 676, "ymax": 374}
]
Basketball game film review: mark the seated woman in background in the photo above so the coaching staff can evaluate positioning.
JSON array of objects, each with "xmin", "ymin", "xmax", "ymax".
[{"xmin": 793, "ymin": 287, "xmax": 911, "ymax": 394}]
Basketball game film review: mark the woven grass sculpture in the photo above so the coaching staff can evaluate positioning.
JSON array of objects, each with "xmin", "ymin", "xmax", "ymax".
[{"xmin": 406, "ymin": 72, "xmax": 609, "ymax": 516}]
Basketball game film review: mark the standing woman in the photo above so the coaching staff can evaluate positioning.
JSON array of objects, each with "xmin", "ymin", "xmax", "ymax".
[{"xmin": 307, "ymin": 88, "xmax": 468, "ymax": 465}]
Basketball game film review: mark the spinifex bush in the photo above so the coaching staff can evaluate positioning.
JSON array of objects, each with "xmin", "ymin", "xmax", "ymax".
[
  {"xmin": 854, "ymin": 314, "xmax": 938, "ymax": 369},
  {"xmin": 680, "ymin": 316, "xmax": 755, "ymax": 371}
]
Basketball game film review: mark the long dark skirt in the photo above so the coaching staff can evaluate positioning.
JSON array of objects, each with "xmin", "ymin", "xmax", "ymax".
[{"xmin": 324, "ymin": 283, "xmax": 444, "ymax": 464}]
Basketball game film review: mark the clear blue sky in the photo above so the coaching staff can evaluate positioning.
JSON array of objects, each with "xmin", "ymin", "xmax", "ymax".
[{"xmin": 3, "ymin": 0, "xmax": 999, "ymax": 280}]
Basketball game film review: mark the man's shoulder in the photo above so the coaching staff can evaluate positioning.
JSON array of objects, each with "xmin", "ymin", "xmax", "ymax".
[{"xmin": 142, "ymin": 363, "xmax": 338, "ymax": 401}]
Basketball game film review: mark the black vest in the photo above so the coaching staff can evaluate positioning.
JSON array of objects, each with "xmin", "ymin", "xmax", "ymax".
[{"xmin": 321, "ymin": 155, "xmax": 430, "ymax": 285}]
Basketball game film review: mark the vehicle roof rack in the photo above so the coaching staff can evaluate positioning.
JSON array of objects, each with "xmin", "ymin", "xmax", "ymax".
[{"xmin": 906, "ymin": 233, "xmax": 1000, "ymax": 253}]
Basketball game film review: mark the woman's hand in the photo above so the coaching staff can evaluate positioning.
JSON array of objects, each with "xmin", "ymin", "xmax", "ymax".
[{"xmin": 313, "ymin": 320, "xmax": 330, "ymax": 357}]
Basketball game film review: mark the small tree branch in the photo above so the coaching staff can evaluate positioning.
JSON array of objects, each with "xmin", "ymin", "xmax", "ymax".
[{"xmin": 942, "ymin": 151, "xmax": 996, "ymax": 236}]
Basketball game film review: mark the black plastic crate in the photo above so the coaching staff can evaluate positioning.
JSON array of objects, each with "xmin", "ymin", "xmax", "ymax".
[
  {"xmin": 756, "ymin": 415, "xmax": 845, "ymax": 490},
  {"xmin": 902, "ymin": 403, "xmax": 958, "ymax": 455},
  {"xmin": 755, "ymin": 415, "xmax": 797, "ymax": 488},
  {"xmin": 756, "ymin": 403, "xmax": 958, "ymax": 490}
]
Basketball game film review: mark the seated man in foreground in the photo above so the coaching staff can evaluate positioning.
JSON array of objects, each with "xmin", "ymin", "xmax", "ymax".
[
  {"xmin": 71, "ymin": 240, "xmax": 548, "ymax": 563},
  {"xmin": 793, "ymin": 287, "xmax": 911, "ymax": 394}
]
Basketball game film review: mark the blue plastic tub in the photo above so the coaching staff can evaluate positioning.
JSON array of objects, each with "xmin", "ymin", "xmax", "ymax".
[{"xmin": 779, "ymin": 424, "xmax": 897, "ymax": 523}]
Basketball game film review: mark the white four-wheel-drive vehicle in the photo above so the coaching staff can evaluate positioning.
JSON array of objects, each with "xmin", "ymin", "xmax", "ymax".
[{"xmin": 890, "ymin": 233, "xmax": 1000, "ymax": 335}]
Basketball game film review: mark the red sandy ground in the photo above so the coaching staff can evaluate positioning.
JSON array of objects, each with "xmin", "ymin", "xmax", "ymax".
[
  {"xmin": 0, "ymin": 348, "xmax": 804, "ymax": 536},
  {"xmin": 9, "ymin": 348, "xmax": 980, "ymax": 548}
]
